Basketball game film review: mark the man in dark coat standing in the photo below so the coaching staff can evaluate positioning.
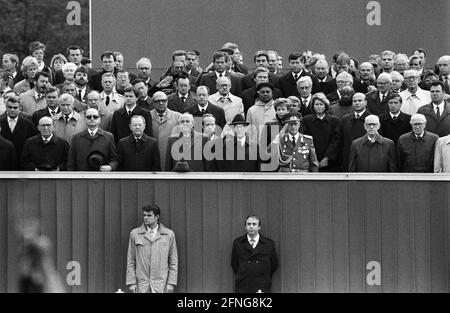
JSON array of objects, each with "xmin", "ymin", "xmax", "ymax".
[
  {"xmin": 21, "ymin": 116, "xmax": 70, "ymax": 171},
  {"xmin": 231, "ymin": 215, "xmax": 278, "ymax": 293},
  {"xmin": 110, "ymin": 86, "xmax": 153, "ymax": 144},
  {"xmin": 397, "ymin": 114, "xmax": 438, "ymax": 172},
  {"xmin": 349, "ymin": 115, "xmax": 397, "ymax": 172},
  {"xmin": 379, "ymin": 93, "xmax": 412, "ymax": 145},
  {"xmin": 0, "ymin": 95, "xmax": 37, "ymax": 159},
  {"xmin": 329, "ymin": 93, "xmax": 371, "ymax": 171},
  {"xmin": 117, "ymin": 115, "xmax": 160, "ymax": 171},
  {"xmin": 0, "ymin": 133, "xmax": 17, "ymax": 170},
  {"xmin": 218, "ymin": 114, "xmax": 260, "ymax": 172}
]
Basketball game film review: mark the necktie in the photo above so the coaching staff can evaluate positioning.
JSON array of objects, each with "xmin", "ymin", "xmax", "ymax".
[
  {"xmin": 64, "ymin": 115, "xmax": 69, "ymax": 123},
  {"xmin": 43, "ymin": 138, "xmax": 49, "ymax": 144},
  {"xmin": 444, "ymin": 77, "xmax": 449, "ymax": 93},
  {"xmin": 78, "ymin": 90, "xmax": 82, "ymax": 100},
  {"xmin": 105, "ymin": 95, "xmax": 110, "ymax": 106},
  {"xmin": 180, "ymin": 96, "xmax": 186, "ymax": 104},
  {"xmin": 250, "ymin": 239, "xmax": 256, "ymax": 248},
  {"xmin": 381, "ymin": 93, "xmax": 386, "ymax": 102},
  {"xmin": 303, "ymin": 98, "xmax": 308, "ymax": 108},
  {"xmin": 90, "ymin": 131, "xmax": 95, "ymax": 137},
  {"xmin": 355, "ymin": 113, "xmax": 360, "ymax": 119},
  {"xmin": 201, "ymin": 108, "xmax": 205, "ymax": 114},
  {"xmin": 294, "ymin": 74, "xmax": 299, "ymax": 81},
  {"xmin": 50, "ymin": 110, "xmax": 56, "ymax": 116},
  {"xmin": 392, "ymin": 115, "xmax": 397, "ymax": 120},
  {"xmin": 292, "ymin": 136, "xmax": 296, "ymax": 146},
  {"xmin": 9, "ymin": 118, "xmax": 16, "ymax": 132},
  {"xmin": 158, "ymin": 114, "xmax": 164, "ymax": 122},
  {"xmin": 436, "ymin": 106, "xmax": 441, "ymax": 119},
  {"xmin": 128, "ymin": 110, "xmax": 132, "ymax": 117}
]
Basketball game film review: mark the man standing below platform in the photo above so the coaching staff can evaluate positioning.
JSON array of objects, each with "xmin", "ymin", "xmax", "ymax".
[
  {"xmin": 231, "ymin": 215, "xmax": 278, "ymax": 293},
  {"xmin": 126, "ymin": 204, "xmax": 178, "ymax": 293}
]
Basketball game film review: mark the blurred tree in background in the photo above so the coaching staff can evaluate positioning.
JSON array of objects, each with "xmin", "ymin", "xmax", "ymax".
[{"xmin": 0, "ymin": 0, "xmax": 89, "ymax": 64}]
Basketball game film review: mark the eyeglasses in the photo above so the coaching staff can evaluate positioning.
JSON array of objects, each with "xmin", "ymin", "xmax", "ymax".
[
  {"xmin": 154, "ymin": 99, "xmax": 167, "ymax": 103},
  {"xmin": 179, "ymin": 120, "xmax": 192, "ymax": 123},
  {"xmin": 365, "ymin": 123, "xmax": 379, "ymax": 127},
  {"xmin": 38, "ymin": 124, "xmax": 53, "ymax": 127},
  {"xmin": 85, "ymin": 115, "xmax": 100, "ymax": 119},
  {"xmin": 412, "ymin": 123, "xmax": 425, "ymax": 126}
]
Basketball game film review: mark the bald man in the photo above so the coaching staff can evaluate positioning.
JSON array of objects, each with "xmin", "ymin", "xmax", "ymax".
[
  {"xmin": 21, "ymin": 116, "xmax": 70, "ymax": 170},
  {"xmin": 397, "ymin": 114, "xmax": 438, "ymax": 172},
  {"xmin": 348, "ymin": 115, "xmax": 397, "ymax": 172}
]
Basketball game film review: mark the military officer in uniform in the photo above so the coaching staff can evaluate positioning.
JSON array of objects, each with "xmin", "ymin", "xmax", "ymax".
[{"xmin": 270, "ymin": 112, "xmax": 319, "ymax": 172}]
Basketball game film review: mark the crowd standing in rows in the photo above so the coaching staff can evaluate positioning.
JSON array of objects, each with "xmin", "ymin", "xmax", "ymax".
[{"xmin": 1, "ymin": 41, "xmax": 449, "ymax": 173}]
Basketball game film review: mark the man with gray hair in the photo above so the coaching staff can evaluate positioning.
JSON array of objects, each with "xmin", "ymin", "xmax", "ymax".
[
  {"xmin": 326, "ymin": 71, "xmax": 353, "ymax": 103},
  {"xmin": 366, "ymin": 72, "xmax": 394, "ymax": 116},
  {"xmin": 165, "ymin": 113, "xmax": 207, "ymax": 171},
  {"xmin": 390, "ymin": 71, "xmax": 405, "ymax": 93},
  {"xmin": 53, "ymin": 93, "xmax": 86, "ymax": 143},
  {"xmin": 436, "ymin": 55, "xmax": 450, "ymax": 94},
  {"xmin": 135, "ymin": 57, "xmax": 159, "ymax": 94},
  {"xmin": 296, "ymin": 76, "xmax": 313, "ymax": 115},
  {"xmin": 314, "ymin": 59, "xmax": 334, "ymax": 94},
  {"xmin": 400, "ymin": 69, "xmax": 431, "ymax": 115},
  {"xmin": 348, "ymin": 114, "xmax": 397, "ymax": 172},
  {"xmin": 209, "ymin": 76, "xmax": 244, "ymax": 123},
  {"xmin": 397, "ymin": 113, "xmax": 438, "ymax": 172}
]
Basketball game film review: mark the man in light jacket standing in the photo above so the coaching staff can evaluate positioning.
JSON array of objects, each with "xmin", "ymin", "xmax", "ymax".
[{"xmin": 126, "ymin": 204, "xmax": 178, "ymax": 293}]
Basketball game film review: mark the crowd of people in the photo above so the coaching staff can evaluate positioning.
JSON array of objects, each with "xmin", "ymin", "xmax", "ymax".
[{"xmin": 0, "ymin": 41, "xmax": 449, "ymax": 173}]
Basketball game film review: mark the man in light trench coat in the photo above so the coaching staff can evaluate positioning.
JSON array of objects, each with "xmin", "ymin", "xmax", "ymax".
[{"xmin": 126, "ymin": 204, "xmax": 178, "ymax": 293}]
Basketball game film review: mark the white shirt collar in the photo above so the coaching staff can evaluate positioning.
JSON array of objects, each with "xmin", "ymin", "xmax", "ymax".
[
  {"xmin": 126, "ymin": 104, "xmax": 137, "ymax": 112},
  {"xmin": 42, "ymin": 134, "xmax": 53, "ymax": 142},
  {"xmin": 198, "ymin": 103, "xmax": 208, "ymax": 111},
  {"xmin": 247, "ymin": 233, "xmax": 260, "ymax": 246},
  {"xmin": 390, "ymin": 112, "xmax": 400, "ymax": 118},
  {"xmin": 89, "ymin": 127, "xmax": 99, "ymax": 136}
]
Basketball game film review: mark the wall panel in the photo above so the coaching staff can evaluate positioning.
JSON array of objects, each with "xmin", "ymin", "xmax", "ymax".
[{"xmin": 0, "ymin": 175, "xmax": 449, "ymax": 293}]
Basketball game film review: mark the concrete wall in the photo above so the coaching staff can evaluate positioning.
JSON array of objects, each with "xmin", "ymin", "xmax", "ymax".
[{"xmin": 91, "ymin": 0, "xmax": 450, "ymax": 77}]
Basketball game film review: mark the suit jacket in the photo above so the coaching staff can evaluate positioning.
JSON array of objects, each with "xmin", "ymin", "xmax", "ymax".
[
  {"xmin": 329, "ymin": 110, "xmax": 371, "ymax": 171},
  {"xmin": 117, "ymin": 133, "xmax": 161, "ymax": 171},
  {"xmin": 379, "ymin": 112, "xmax": 412, "ymax": 145},
  {"xmin": 19, "ymin": 89, "xmax": 47, "ymax": 114},
  {"xmin": 167, "ymin": 91, "xmax": 197, "ymax": 113},
  {"xmin": 417, "ymin": 102, "xmax": 450, "ymax": 137},
  {"xmin": 278, "ymin": 70, "xmax": 320, "ymax": 98},
  {"xmin": 218, "ymin": 136, "xmax": 260, "ymax": 172},
  {"xmin": 53, "ymin": 111, "xmax": 87, "ymax": 144},
  {"xmin": 165, "ymin": 131, "xmax": 207, "ymax": 171},
  {"xmin": 20, "ymin": 134, "xmax": 70, "ymax": 171},
  {"xmin": 240, "ymin": 72, "xmax": 280, "ymax": 91},
  {"xmin": 196, "ymin": 71, "xmax": 242, "ymax": 97},
  {"xmin": 0, "ymin": 135, "xmax": 17, "ymax": 170},
  {"xmin": 315, "ymin": 75, "xmax": 335, "ymax": 94},
  {"xmin": 241, "ymin": 87, "xmax": 283, "ymax": 115},
  {"xmin": 187, "ymin": 102, "xmax": 227, "ymax": 129},
  {"xmin": 365, "ymin": 90, "xmax": 394, "ymax": 116},
  {"xmin": 32, "ymin": 106, "xmax": 61, "ymax": 126},
  {"xmin": 136, "ymin": 97, "xmax": 154, "ymax": 111},
  {"xmin": 151, "ymin": 109, "xmax": 181, "ymax": 171},
  {"xmin": 231, "ymin": 234, "xmax": 278, "ymax": 293},
  {"xmin": 88, "ymin": 70, "xmax": 112, "ymax": 92},
  {"xmin": 110, "ymin": 105, "xmax": 153, "ymax": 143},
  {"xmin": 0, "ymin": 114, "xmax": 37, "ymax": 158},
  {"xmin": 67, "ymin": 128, "xmax": 118, "ymax": 171},
  {"xmin": 349, "ymin": 134, "xmax": 397, "ymax": 172},
  {"xmin": 397, "ymin": 131, "xmax": 438, "ymax": 172},
  {"xmin": 74, "ymin": 86, "xmax": 92, "ymax": 104}
]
